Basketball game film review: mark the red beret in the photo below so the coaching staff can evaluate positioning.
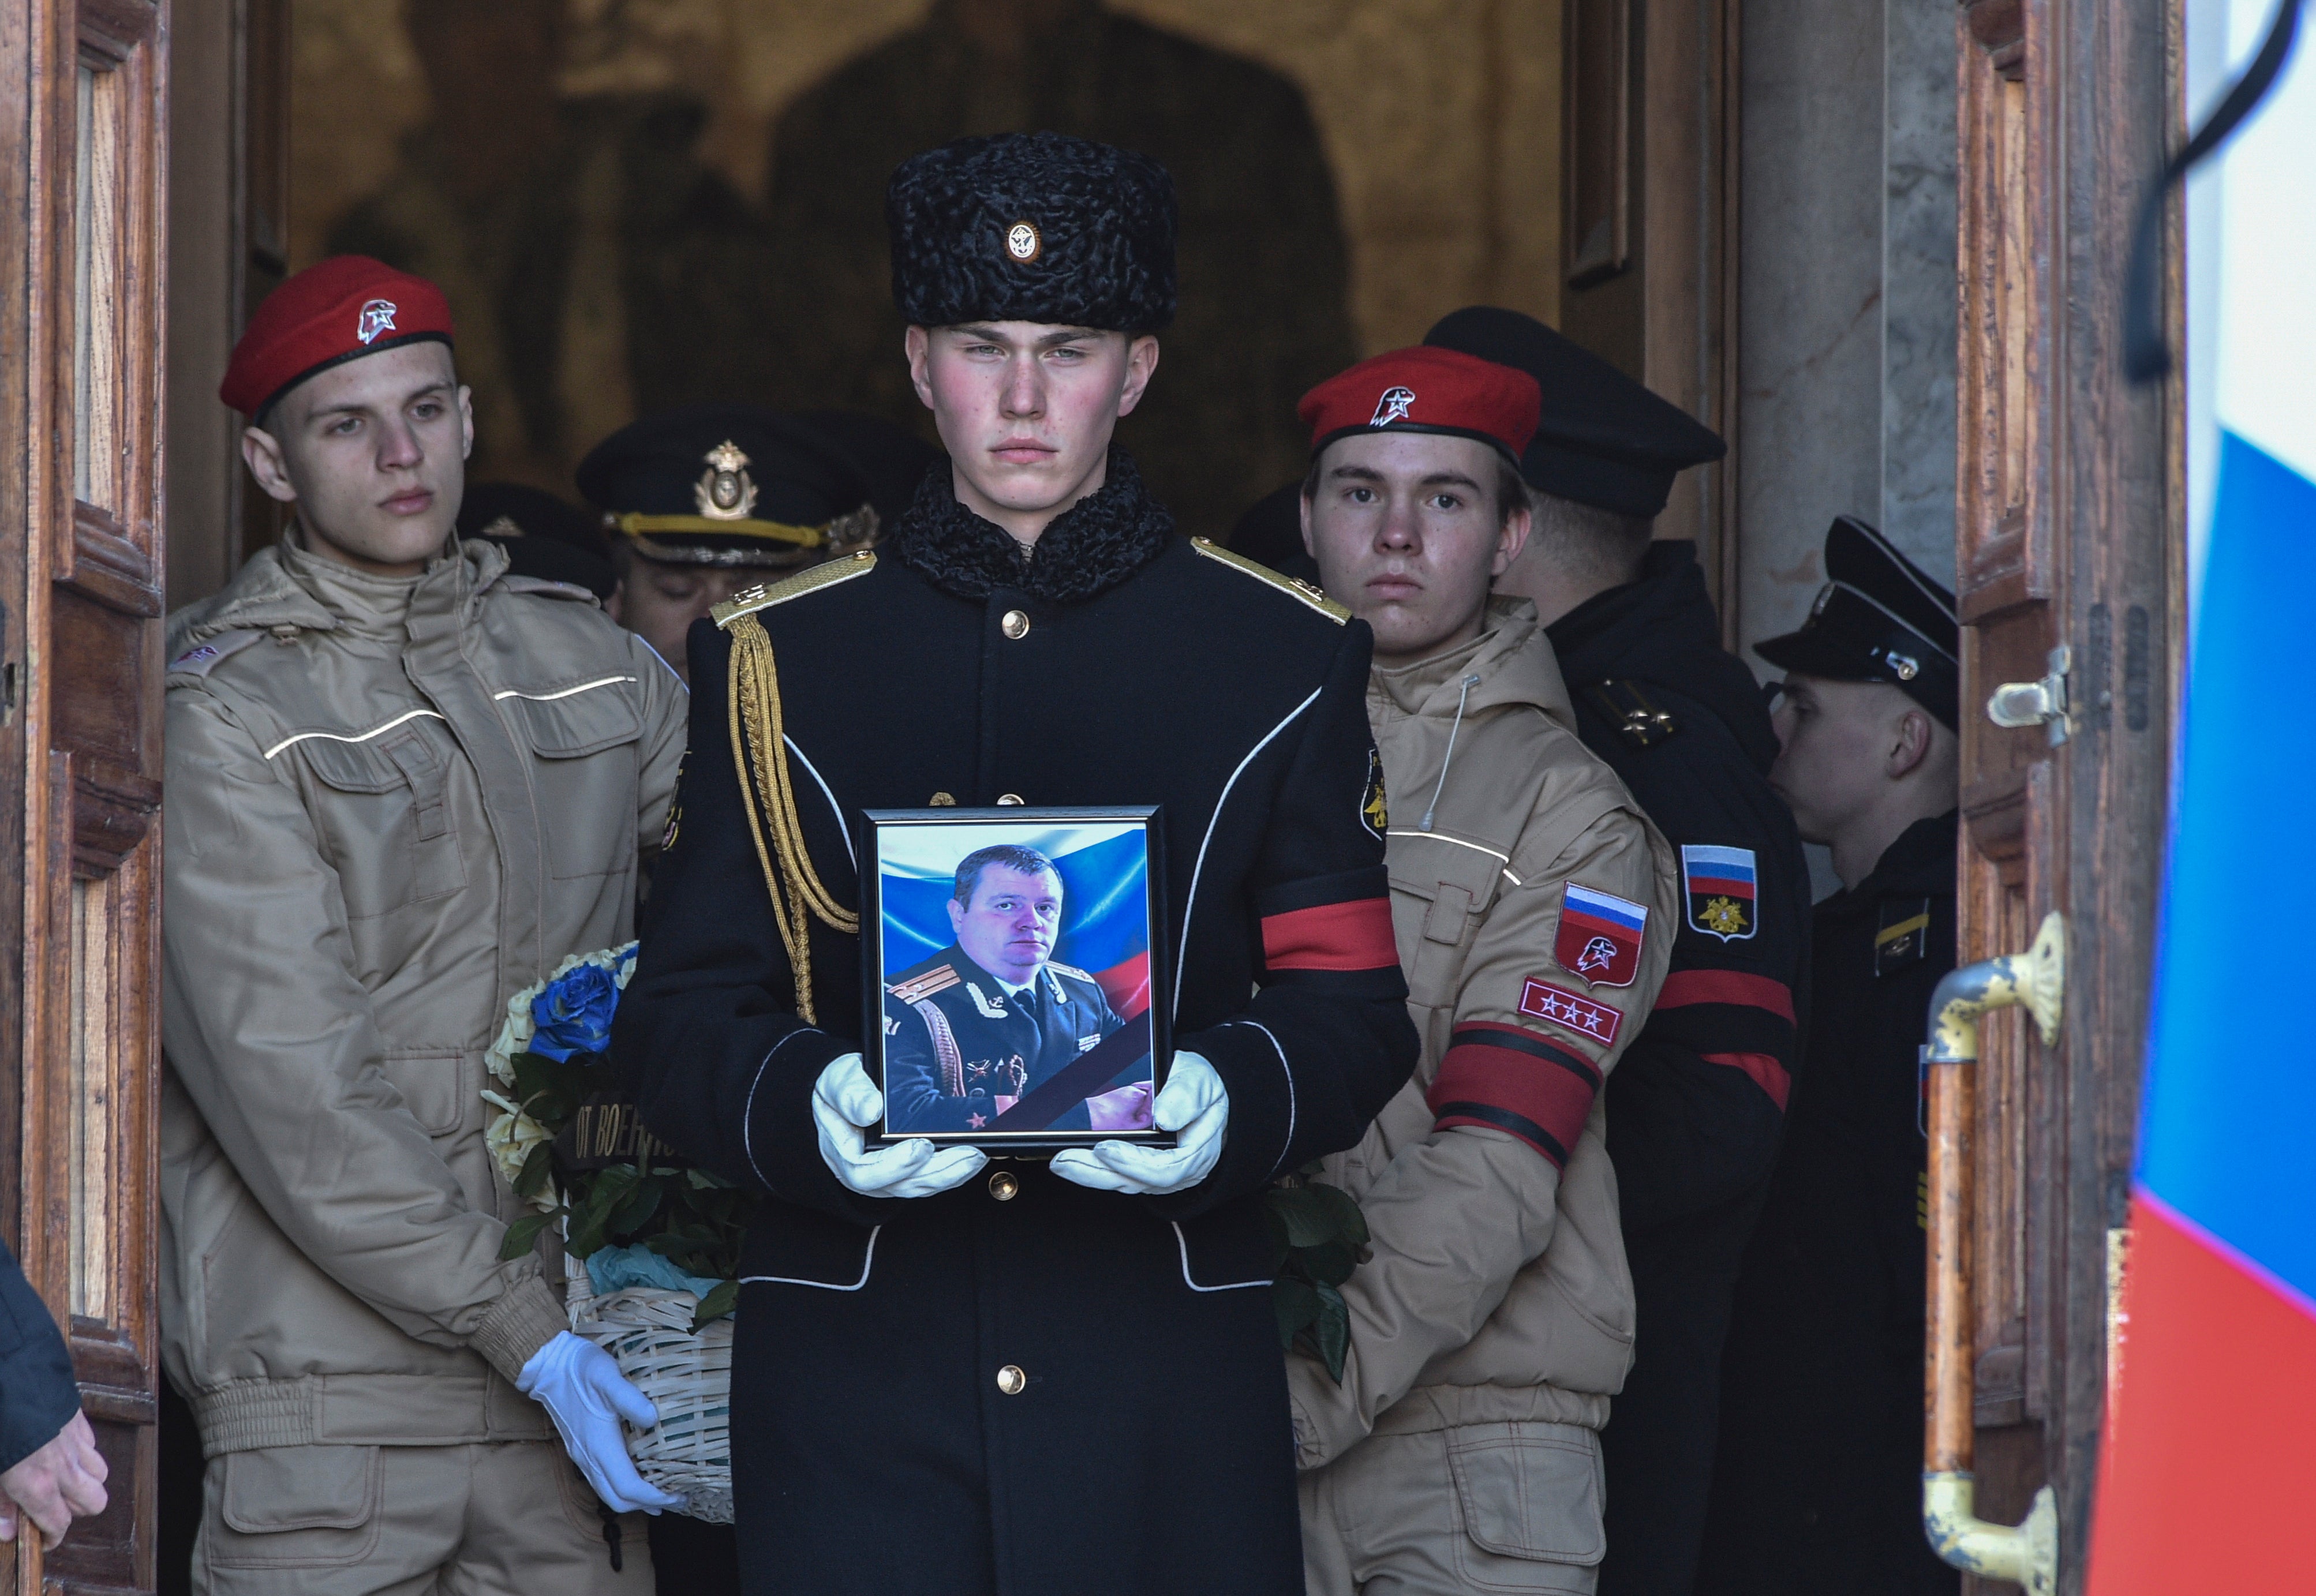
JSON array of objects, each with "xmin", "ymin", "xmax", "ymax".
[
  {"xmin": 1297, "ymin": 345, "xmax": 1541, "ymax": 466},
  {"xmin": 219, "ymin": 256, "xmax": 455, "ymax": 417}
]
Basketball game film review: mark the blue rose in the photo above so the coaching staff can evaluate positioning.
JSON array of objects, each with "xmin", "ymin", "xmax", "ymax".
[{"xmin": 529, "ymin": 962, "xmax": 620, "ymax": 1062}]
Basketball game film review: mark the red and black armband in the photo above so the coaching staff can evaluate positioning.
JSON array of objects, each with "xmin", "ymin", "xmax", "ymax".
[
  {"xmin": 1644, "ymin": 968, "xmax": 1798, "ymax": 1111},
  {"xmin": 1255, "ymin": 866, "xmax": 1402, "ymax": 999},
  {"xmin": 1428, "ymin": 1021, "xmax": 1606, "ymax": 1168}
]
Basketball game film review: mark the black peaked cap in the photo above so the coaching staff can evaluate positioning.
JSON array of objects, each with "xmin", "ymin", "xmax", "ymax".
[
  {"xmin": 1423, "ymin": 305, "xmax": 1724, "ymax": 517},
  {"xmin": 1755, "ymin": 515, "xmax": 1961, "ymax": 728},
  {"xmin": 576, "ymin": 404, "xmax": 874, "ymax": 570},
  {"xmin": 456, "ymin": 481, "xmax": 618, "ymax": 598},
  {"xmin": 457, "ymin": 481, "xmax": 609, "ymax": 557},
  {"xmin": 791, "ymin": 410, "xmax": 944, "ymax": 530},
  {"xmin": 888, "ymin": 132, "xmax": 1178, "ymax": 332}
]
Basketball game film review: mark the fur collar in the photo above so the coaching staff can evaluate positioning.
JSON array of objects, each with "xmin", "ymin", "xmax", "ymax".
[{"xmin": 888, "ymin": 449, "xmax": 1174, "ymax": 604}]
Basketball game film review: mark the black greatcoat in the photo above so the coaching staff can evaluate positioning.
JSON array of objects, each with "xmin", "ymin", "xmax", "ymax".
[
  {"xmin": 1696, "ymin": 811, "xmax": 1960, "ymax": 1596},
  {"xmin": 1542, "ymin": 542, "xmax": 1812, "ymax": 1596},
  {"xmin": 615, "ymin": 454, "xmax": 1419, "ymax": 1596}
]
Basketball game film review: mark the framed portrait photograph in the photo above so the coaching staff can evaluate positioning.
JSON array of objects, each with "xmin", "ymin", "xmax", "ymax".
[{"xmin": 861, "ymin": 807, "xmax": 1172, "ymax": 1152}]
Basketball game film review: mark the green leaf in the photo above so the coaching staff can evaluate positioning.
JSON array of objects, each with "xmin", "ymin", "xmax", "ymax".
[
  {"xmin": 608, "ymin": 1176, "xmax": 663, "ymax": 1239},
  {"xmin": 690, "ymin": 1279, "xmax": 740, "ymax": 1331},
  {"xmin": 513, "ymin": 1139, "xmax": 556, "ymax": 1200},
  {"xmin": 686, "ymin": 1167, "xmax": 737, "ymax": 1190},
  {"xmin": 1298, "ymin": 1238, "xmax": 1360, "ymax": 1288},
  {"xmin": 1312, "ymin": 1282, "xmax": 1350, "ymax": 1381},
  {"xmin": 1273, "ymin": 1275, "xmax": 1322, "ymax": 1352},
  {"xmin": 1305, "ymin": 1181, "xmax": 1370, "ymax": 1247},
  {"xmin": 499, "ymin": 1211, "xmax": 558, "ymax": 1261},
  {"xmin": 1269, "ymin": 1183, "xmax": 1340, "ymax": 1248}
]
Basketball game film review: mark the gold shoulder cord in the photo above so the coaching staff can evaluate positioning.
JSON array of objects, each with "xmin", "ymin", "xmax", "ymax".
[{"xmin": 725, "ymin": 614, "xmax": 859, "ymax": 1022}]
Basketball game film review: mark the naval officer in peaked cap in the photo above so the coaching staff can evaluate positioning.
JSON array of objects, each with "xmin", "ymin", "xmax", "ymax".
[
  {"xmin": 615, "ymin": 132, "xmax": 1418, "ymax": 1595},
  {"xmin": 577, "ymin": 404, "xmax": 884, "ymax": 683},
  {"xmin": 1700, "ymin": 516, "xmax": 1962, "ymax": 1596}
]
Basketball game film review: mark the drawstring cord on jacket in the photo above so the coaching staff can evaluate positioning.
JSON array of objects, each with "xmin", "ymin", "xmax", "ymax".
[{"xmin": 1420, "ymin": 674, "xmax": 1483, "ymax": 832}]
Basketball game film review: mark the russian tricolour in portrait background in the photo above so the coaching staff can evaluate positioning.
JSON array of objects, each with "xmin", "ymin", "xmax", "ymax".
[{"xmin": 862, "ymin": 807, "xmax": 1172, "ymax": 1151}]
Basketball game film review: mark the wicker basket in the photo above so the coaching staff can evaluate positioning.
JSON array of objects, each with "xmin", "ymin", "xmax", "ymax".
[{"xmin": 564, "ymin": 1252, "xmax": 736, "ymax": 1524}]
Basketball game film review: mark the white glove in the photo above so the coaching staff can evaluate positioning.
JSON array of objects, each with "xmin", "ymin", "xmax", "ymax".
[
  {"xmin": 813, "ymin": 1052, "xmax": 988, "ymax": 1198},
  {"xmin": 517, "ymin": 1331, "xmax": 684, "ymax": 1515},
  {"xmin": 1050, "ymin": 1051, "xmax": 1228, "ymax": 1196}
]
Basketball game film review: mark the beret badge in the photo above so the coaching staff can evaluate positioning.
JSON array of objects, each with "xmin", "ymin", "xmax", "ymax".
[
  {"xmin": 1004, "ymin": 220, "xmax": 1043, "ymax": 264},
  {"xmin": 694, "ymin": 440, "xmax": 758, "ymax": 522},
  {"xmin": 356, "ymin": 299, "xmax": 399, "ymax": 345},
  {"xmin": 1369, "ymin": 385, "xmax": 1417, "ymax": 428}
]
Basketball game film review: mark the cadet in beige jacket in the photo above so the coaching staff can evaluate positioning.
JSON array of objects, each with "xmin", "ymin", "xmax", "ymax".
[
  {"xmin": 1289, "ymin": 348, "xmax": 1679, "ymax": 1594},
  {"xmin": 162, "ymin": 258, "xmax": 687, "ymax": 1594}
]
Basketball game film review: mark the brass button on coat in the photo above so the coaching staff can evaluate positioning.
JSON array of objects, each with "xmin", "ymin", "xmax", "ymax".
[
  {"xmin": 1001, "ymin": 610, "xmax": 1030, "ymax": 640},
  {"xmin": 989, "ymin": 1171, "xmax": 1019, "ymax": 1201},
  {"xmin": 996, "ymin": 1364, "xmax": 1027, "ymax": 1395}
]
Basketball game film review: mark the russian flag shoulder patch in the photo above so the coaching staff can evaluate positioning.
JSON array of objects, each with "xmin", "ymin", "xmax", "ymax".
[{"xmin": 1680, "ymin": 844, "xmax": 1759, "ymax": 942}]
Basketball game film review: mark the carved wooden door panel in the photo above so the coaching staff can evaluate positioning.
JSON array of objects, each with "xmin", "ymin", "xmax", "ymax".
[
  {"xmin": 1, "ymin": 0, "xmax": 170, "ymax": 1590},
  {"xmin": 1950, "ymin": 0, "xmax": 2172, "ymax": 1588}
]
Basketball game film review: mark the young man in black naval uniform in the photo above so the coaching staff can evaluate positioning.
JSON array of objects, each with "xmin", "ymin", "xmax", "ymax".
[
  {"xmin": 1420, "ymin": 307, "xmax": 1810, "ymax": 1596},
  {"xmin": 1696, "ymin": 518, "xmax": 1961, "ymax": 1596},
  {"xmin": 882, "ymin": 845, "xmax": 1139, "ymax": 1136},
  {"xmin": 615, "ymin": 132, "xmax": 1418, "ymax": 1596}
]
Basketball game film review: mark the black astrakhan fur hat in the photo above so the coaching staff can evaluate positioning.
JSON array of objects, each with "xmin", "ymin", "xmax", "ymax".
[{"xmin": 886, "ymin": 132, "xmax": 1178, "ymax": 333}]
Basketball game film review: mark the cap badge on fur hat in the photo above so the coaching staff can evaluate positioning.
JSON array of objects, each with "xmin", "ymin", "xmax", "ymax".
[
  {"xmin": 1005, "ymin": 221, "xmax": 1043, "ymax": 264},
  {"xmin": 356, "ymin": 299, "xmax": 399, "ymax": 344},
  {"xmin": 694, "ymin": 441, "xmax": 758, "ymax": 522},
  {"xmin": 1370, "ymin": 386, "xmax": 1417, "ymax": 428}
]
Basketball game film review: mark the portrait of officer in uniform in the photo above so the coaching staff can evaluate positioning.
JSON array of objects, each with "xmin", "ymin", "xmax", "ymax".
[{"xmin": 881, "ymin": 844, "xmax": 1153, "ymax": 1136}]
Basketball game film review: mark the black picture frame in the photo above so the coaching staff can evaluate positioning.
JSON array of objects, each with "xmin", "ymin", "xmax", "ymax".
[{"xmin": 861, "ymin": 806, "xmax": 1173, "ymax": 1152}]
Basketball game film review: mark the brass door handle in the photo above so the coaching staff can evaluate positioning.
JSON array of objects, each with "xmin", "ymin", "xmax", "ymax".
[{"xmin": 1920, "ymin": 911, "xmax": 2064, "ymax": 1594}]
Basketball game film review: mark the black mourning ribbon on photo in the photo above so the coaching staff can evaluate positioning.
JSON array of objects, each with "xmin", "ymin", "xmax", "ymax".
[
  {"xmin": 2124, "ymin": 0, "xmax": 2304, "ymax": 383},
  {"xmin": 985, "ymin": 1024, "xmax": 1154, "ymax": 1133}
]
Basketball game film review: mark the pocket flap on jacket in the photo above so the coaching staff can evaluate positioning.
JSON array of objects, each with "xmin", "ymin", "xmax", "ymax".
[
  {"xmin": 288, "ymin": 737, "xmax": 409, "ymax": 795},
  {"xmin": 499, "ymin": 680, "xmax": 642, "ymax": 759},
  {"xmin": 221, "ymin": 1444, "xmax": 379, "ymax": 1533},
  {"xmin": 380, "ymin": 1047, "xmax": 472, "ymax": 1136},
  {"xmin": 1447, "ymin": 1421, "xmax": 1606, "ymax": 1565}
]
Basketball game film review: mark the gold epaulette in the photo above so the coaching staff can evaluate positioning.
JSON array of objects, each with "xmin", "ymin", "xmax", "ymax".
[
  {"xmin": 712, "ymin": 549, "xmax": 877, "ymax": 628},
  {"xmin": 1188, "ymin": 537, "xmax": 1348, "ymax": 623},
  {"xmin": 888, "ymin": 965, "xmax": 961, "ymax": 1003}
]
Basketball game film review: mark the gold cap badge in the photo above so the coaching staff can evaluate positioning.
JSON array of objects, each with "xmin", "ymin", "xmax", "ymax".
[
  {"xmin": 694, "ymin": 440, "xmax": 758, "ymax": 522},
  {"xmin": 1004, "ymin": 220, "xmax": 1042, "ymax": 264}
]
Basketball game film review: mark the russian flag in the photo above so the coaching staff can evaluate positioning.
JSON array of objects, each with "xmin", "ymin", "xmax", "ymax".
[
  {"xmin": 1680, "ymin": 844, "xmax": 1757, "ymax": 901},
  {"xmin": 2088, "ymin": 16, "xmax": 2316, "ymax": 1587}
]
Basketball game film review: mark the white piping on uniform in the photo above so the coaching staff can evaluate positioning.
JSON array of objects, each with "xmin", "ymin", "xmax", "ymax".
[
  {"xmin": 1419, "ymin": 673, "xmax": 1483, "ymax": 831},
  {"xmin": 743, "ymin": 1029, "xmax": 819, "ymax": 1192},
  {"xmin": 783, "ymin": 735, "xmax": 855, "ymax": 869},
  {"xmin": 1172, "ymin": 686, "xmax": 1323, "ymax": 1021},
  {"xmin": 740, "ymin": 1227, "xmax": 880, "ymax": 1292},
  {"xmin": 1170, "ymin": 1222, "xmax": 1270, "ymax": 1293},
  {"xmin": 1502, "ymin": 868, "xmax": 1523, "ymax": 887},
  {"xmin": 491, "ymin": 675, "xmax": 636, "ymax": 702},
  {"xmin": 1222, "ymin": 1018, "xmax": 1296, "ymax": 1178},
  {"xmin": 1385, "ymin": 829, "xmax": 1509, "ymax": 863},
  {"xmin": 263, "ymin": 707, "xmax": 445, "ymax": 760}
]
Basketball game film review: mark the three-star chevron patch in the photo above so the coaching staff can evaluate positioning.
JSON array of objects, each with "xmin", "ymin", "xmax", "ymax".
[
  {"xmin": 1554, "ymin": 883, "xmax": 1649, "ymax": 988},
  {"xmin": 1681, "ymin": 844, "xmax": 1758, "ymax": 942},
  {"xmin": 1518, "ymin": 977, "xmax": 1623, "ymax": 1048}
]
